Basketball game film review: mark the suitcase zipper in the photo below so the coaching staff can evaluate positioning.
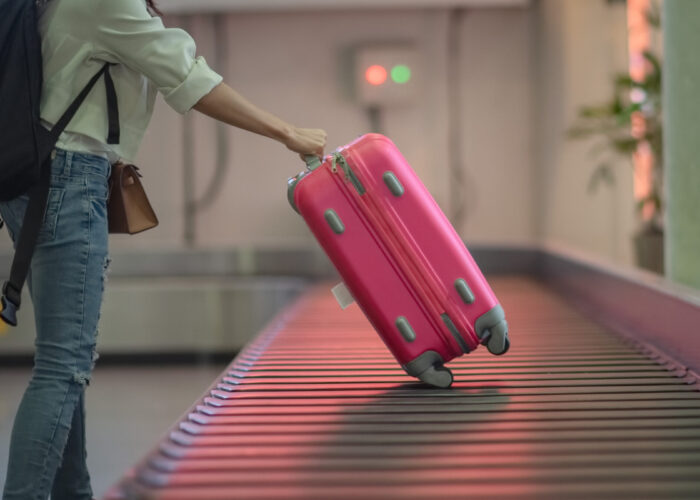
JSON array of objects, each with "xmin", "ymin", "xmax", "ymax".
[
  {"xmin": 331, "ymin": 153, "xmax": 366, "ymax": 196},
  {"xmin": 329, "ymin": 152, "xmax": 476, "ymax": 354}
]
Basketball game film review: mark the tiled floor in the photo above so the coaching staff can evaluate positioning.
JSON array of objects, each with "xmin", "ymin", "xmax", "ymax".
[{"xmin": 0, "ymin": 362, "xmax": 228, "ymax": 499}]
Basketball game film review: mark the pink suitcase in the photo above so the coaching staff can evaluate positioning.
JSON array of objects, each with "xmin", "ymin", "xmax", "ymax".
[{"xmin": 287, "ymin": 134, "xmax": 509, "ymax": 388}]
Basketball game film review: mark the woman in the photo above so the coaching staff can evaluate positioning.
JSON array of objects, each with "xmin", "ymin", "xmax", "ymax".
[{"xmin": 0, "ymin": 0, "xmax": 326, "ymax": 498}]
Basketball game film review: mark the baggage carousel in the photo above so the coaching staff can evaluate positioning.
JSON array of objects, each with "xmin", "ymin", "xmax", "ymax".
[{"xmin": 104, "ymin": 249, "xmax": 700, "ymax": 500}]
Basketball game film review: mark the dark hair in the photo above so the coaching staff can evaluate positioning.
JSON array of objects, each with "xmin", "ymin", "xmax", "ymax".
[{"xmin": 146, "ymin": 0, "xmax": 162, "ymax": 16}]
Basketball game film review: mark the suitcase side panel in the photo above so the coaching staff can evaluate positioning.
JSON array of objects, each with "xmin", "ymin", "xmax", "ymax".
[
  {"xmin": 294, "ymin": 167, "xmax": 459, "ymax": 367},
  {"xmin": 341, "ymin": 134, "xmax": 501, "ymax": 345}
]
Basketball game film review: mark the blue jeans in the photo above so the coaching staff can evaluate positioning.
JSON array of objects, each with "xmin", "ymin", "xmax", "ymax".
[{"xmin": 1, "ymin": 149, "xmax": 111, "ymax": 500}]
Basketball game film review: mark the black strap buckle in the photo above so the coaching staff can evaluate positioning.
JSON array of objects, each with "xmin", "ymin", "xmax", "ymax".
[
  {"xmin": 1, "ymin": 282, "xmax": 20, "ymax": 327},
  {"xmin": 2, "ymin": 281, "xmax": 21, "ymax": 307}
]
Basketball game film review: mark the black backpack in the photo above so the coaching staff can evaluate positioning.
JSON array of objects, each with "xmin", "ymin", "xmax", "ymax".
[{"xmin": 0, "ymin": 0, "xmax": 119, "ymax": 327}]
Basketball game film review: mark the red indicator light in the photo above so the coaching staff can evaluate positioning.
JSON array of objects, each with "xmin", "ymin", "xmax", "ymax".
[{"xmin": 365, "ymin": 65, "xmax": 388, "ymax": 86}]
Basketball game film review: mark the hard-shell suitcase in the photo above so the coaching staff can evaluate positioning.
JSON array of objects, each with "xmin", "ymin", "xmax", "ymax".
[{"xmin": 287, "ymin": 134, "xmax": 509, "ymax": 388}]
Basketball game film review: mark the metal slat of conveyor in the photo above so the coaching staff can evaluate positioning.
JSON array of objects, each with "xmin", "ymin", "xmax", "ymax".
[{"xmin": 109, "ymin": 277, "xmax": 700, "ymax": 500}]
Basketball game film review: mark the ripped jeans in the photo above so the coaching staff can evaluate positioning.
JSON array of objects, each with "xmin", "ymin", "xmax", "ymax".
[{"xmin": 0, "ymin": 149, "xmax": 111, "ymax": 500}]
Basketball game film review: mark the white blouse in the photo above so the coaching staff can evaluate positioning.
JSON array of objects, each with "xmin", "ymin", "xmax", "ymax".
[{"xmin": 38, "ymin": 0, "xmax": 223, "ymax": 161}]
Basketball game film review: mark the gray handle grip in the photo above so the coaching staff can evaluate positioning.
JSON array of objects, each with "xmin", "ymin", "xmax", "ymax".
[{"xmin": 304, "ymin": 155, "xmax": 322, "ymax": 170}]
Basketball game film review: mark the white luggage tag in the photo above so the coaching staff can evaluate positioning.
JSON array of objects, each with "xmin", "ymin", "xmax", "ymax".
[{"xmin": 331, "ymin": 282, "xmax": 355, "ymax": 310}]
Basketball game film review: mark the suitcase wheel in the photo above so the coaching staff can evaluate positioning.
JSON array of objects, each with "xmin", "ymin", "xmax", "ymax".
[
  {"xmin": 486, "ymin": 331, "xmax": 510, "ymax": 356},
  {"xmin": 417, "ymin": 364, "xmax": 453, "ymax": 389}
]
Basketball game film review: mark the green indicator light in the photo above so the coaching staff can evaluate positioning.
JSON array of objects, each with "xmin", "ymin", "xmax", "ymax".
[{"xmin": 391, "ymin": 64, "xmax": 412, "ymax": 84}]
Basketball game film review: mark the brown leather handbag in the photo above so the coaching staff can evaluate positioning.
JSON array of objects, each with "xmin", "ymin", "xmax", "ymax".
[{"xmin": 107, "ymin": 162, "xmax": 158, "ymax": 234}]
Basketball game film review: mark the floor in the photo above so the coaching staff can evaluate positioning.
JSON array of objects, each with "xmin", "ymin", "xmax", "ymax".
[{"xmin": 0, "ymin": 362, "xmax": 228, "ymax": 499}]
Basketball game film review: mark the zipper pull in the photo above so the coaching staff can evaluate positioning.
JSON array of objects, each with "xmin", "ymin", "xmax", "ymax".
[
  {"xmin": 330, "ymin": 152, "xmax": 366, "ymax": 196},
  {"xmin": 331, "ymin": 152, "xmax": 350, "ymax": 179}
]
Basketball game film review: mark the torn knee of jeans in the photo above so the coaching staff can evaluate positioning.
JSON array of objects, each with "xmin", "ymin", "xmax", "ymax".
[
  {"xmin": 72, "ymin": 371, "xmax": 91, "ymax": 387},
  {"xmin": 91, "ymin": 343, "xmax": 100, "ymax": 371},
  {"xmin": 101, "ymin": 255, "xmax": 112, "ymax": 292}
]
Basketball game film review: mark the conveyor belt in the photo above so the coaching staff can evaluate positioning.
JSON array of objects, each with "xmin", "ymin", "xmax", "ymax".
[{"xmin": 106, "ymin": 276, "xmax": 700, "ymax": 500}]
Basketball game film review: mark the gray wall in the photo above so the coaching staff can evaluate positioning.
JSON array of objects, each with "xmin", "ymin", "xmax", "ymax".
[
  {"xmin": 0, "ymin": 3, "xmax": 647, "ymax": 272},
  {"xmin": 0, "ymin": 7, "xmax": 537, "ymax": 253},
  {"xmin": 533, "ymin": 0, "xmax": 636, "ymax": 266}
]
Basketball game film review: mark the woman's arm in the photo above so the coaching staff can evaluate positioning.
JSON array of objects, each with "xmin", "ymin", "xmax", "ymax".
[
  {"xmin": 193, "ymin": 82, "xmax": 327, "ymax": 157},
  {"xmin": 94, "ymin": 0, "xmax": 326, "ymax": 156}
]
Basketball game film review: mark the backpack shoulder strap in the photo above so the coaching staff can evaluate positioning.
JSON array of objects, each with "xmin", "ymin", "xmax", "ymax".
[
  {"xmin": 1, "ymin": 63, "xmax": 120, "ymax": 327},
  {"xmin": 0, "ymin": 154, "xmax": 51, "ymax": 326},
  {"xmin": 47, "ymin": 62, "xmax": 120, "ymax": 148}
]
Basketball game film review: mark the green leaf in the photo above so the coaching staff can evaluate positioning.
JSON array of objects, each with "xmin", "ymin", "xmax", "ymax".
[
  {"xmin": 588, "ymin": 164, "xmax": 615, "ymax": 193},
  {"xmin": 579, "ymin": 103, "xmax": 616, "ymax": 119},
  {"xmin": 617, "ymin": 103, "xmax": 642, "ymax": 125},
  {"xmin": 614, "ymin": 74, "xmax": 638, "ymax": 91},
  {"xmin": 643, "ymin": 50, "xmax": 660, "ymax": 68},
  {"xmin": 646, "ymin": 1, "xmax": 661, "ymax": 29},
  {"xmin": 635, "ymin": 192, "xmax": 663, "ymax": 216},
  {"xmin": 611, "ymin": 96, "xmax": 624, "ymax": 115},
  {"xmin": 611, "ymin": 137, "xmax": 640, "ymax": 154}
]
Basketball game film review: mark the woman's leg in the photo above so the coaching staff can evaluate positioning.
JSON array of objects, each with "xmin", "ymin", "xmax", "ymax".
[
  {"xmin": 1, "ymin": 150, "xmax": 109, "ymax": 500},
  {"xmin": 51, "ymin": 390, "xmax": 92, "ymax": 499}
]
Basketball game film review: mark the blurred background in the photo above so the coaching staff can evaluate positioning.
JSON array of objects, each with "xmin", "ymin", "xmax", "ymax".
[{"xmin": 3, "ymin": 0, "xmax": 699, "ymax": 497}]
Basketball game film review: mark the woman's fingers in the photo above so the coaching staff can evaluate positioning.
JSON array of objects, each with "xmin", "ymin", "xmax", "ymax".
[{"xmin": 286, "ymin": 127, "xmax": 327, "ymax": 157}]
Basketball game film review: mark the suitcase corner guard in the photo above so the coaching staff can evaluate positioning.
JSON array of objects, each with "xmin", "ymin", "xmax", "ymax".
[
  {"xmin": 287, "ymin": 171, "xmax": 308, "ymax": 214},
  {"xmin": 475, "ymin": 304, "xmax": 510, "ymax": 356},
  {"xmin": 402, "ymin": 350, "xmax": 454, "ymax": 389}
]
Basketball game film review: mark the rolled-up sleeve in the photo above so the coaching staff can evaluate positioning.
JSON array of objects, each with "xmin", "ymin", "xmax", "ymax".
[{"xmin": 95, "ymin": 0, "xmax": 223, "ymax": 114}]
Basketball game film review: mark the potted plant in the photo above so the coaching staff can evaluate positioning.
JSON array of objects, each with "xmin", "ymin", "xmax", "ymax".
[{"xmin": 568, "ymin": 5, "xmax": 663, "ymax": 273}]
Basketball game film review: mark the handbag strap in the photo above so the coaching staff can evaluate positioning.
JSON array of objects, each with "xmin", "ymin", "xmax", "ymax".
[
  {"xmin": 118, "ymin": 164, "xmax": 141, "ymax": 187},
  {"xmin": 107, "ymin": 163, "xmax": 142, "ymax": 199}
]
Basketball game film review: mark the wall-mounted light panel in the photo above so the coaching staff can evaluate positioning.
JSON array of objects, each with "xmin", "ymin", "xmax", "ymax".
[{"xmin": 354, "ymin": 45, "xmax": 420, "ymax": 107}]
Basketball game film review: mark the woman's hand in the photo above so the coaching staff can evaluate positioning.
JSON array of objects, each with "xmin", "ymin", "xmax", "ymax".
[{"xmin": 284, "ymin": 127, "xmax": 327, "ymax": 159}]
